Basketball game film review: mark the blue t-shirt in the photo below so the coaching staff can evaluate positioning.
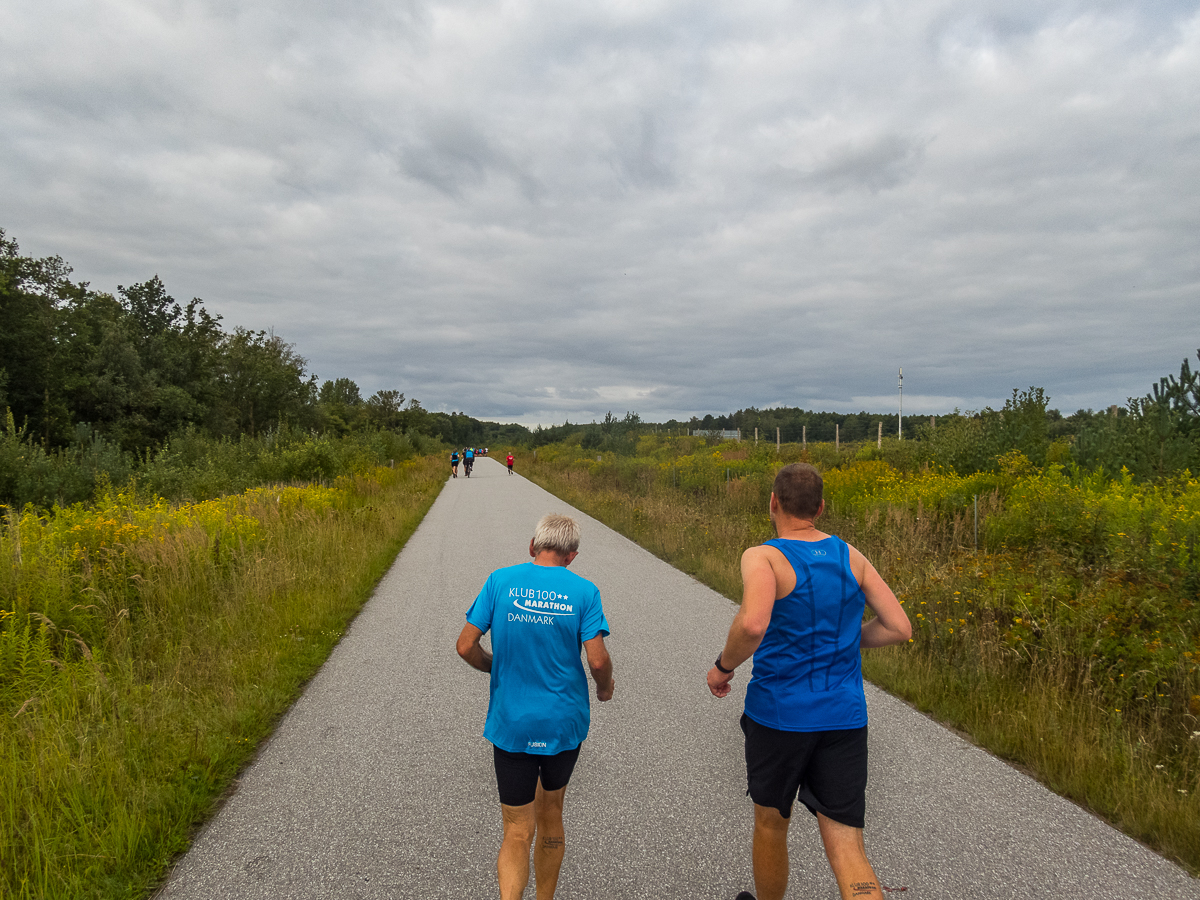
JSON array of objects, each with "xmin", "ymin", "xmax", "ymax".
[
  {"xmin": 744, "ymin": 536, "xmax": 868, "ymax": 732},
  {"xmin": 466, "ymin": 562, "xmax": 610, "ymax": 755}
]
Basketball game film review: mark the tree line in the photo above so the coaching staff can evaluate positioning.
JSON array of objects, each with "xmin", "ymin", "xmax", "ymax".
[
  {"xmin": 534, "ymin": 367, "xmax": 1200, "ymax": 482},
  {"xmin": 0, "ymin": 229, "xmax": 529, "ymax": 451}
]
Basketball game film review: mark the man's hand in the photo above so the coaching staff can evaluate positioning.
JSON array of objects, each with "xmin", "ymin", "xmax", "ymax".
[
  {"xmin": 596, "ymin": 679, "xmax": 614, "ymax": 702},
  {"xmin": 707, "ymin": 665, "xmax": 735, "ymax": 698}
]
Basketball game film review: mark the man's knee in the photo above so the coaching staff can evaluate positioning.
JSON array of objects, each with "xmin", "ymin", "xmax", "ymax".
[
  {"xmin": 754, "ymin": 803, "xmax": 791, "ymax": 836},
  {"xmin": 534, "ymin": 785, "xmax": 567, "ymax": 828},
  {"xmin": 816, "ymin": 813, "xmax": 868, "ymax": 863},
  {"xmin": 501, "ymin": 804, "xmax": 537, "ymax": 845}
]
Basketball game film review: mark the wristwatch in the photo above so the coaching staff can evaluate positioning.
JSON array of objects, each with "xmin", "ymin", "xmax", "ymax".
[{"xmin": 714, "ymin": 652, "xmax": 734, "ymax": 674}]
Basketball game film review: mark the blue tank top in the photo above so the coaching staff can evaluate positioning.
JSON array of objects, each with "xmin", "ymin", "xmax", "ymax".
[{"xmin": 743, "ymin": 536, "xmax": 867, "ymax": 732}]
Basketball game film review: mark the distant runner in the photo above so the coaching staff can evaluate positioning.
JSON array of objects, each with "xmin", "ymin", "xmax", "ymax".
[
  {"xmin": 506, "ymin": 452, "xmax": 515, "ymax": 475},
  {"xmin": 707, "ymin": 463, "xmax": 911, "ymax": 900},
  {"xmin": 457, "ymin": 514, "xmax": 614, "ymax": 900},
  {"xmin": 450, "ymin": 449, "xmax": 459, "ymax": 478},
  {"xmin": 464, "ymin": 447, "xmax": 475, "ymax": 477}
]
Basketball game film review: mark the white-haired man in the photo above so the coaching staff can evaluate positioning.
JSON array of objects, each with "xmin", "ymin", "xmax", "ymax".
[{"xmin": 457, "ymin": 513, "xmax": 615, "ymax": 900}]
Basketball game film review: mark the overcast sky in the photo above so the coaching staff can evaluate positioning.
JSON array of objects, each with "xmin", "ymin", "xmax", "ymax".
[{"xmin": 3, "ymin": 0, "xmax": 1198, "ymax": 425}]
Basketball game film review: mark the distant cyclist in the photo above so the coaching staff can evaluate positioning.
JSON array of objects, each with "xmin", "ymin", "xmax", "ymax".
[
  {"xmin": 464, "ymin": 447, "xmax": 475, "ymax": 477},
  {"xmin": 450, "ymin": 449, "xmax": 460, "ymax": 478},
  {"xmin": 506, "ymin": 452, "xmax": 515, "ymax": 475}
]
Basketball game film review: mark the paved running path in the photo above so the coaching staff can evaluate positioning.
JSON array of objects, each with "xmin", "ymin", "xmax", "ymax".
[{"xmin": 159, "ymin": 457, "xmax": 1200, "ymax": 899}]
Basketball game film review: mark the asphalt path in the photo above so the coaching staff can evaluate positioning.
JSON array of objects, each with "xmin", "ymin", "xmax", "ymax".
[{"xmin": 158, "ymin": 457, "xmax": 1200, "ymax": 899}]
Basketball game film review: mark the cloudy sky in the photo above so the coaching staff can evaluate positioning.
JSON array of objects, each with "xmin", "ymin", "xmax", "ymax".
[{"xmin": 2, "ymin": 0, "xmax": 1198, "ymax": 425}]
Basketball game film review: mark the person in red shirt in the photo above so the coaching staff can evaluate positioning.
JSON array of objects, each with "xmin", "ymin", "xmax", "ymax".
[{"xmin": 506, "ymin": 452, "xmax": 515, "ymax": 475}]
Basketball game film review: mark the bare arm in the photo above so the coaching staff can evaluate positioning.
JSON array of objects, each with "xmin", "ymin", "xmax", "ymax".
[
  {"xmin": 584, "ymin": 635, "xmax": 614, "ymax": 701},
  {"xmin": 850, "ymin": 547, "xmax": 912, "ymax": 648},
  {"xmin": 707, "ymin": 546, "xmax": 778, "ymax": 697},
  {"xmin": 456, "ymin": 623, "xmax": 492, "ymax": 673}
]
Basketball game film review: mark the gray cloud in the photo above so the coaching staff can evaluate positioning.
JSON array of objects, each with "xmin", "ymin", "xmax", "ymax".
[{"xmin": 2, "ymin": 0, "xmax": 1199, "ymax": 426}]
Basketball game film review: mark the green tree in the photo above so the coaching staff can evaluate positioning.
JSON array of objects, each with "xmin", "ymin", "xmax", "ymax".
[
  {"xmin": 365, "ymin": 389, "xmax": 404, "ymax": 429},
  {"xmin": 214, "ymin": 329, "xmax": 314, "ymax": 437},
  {"xmin": 1076, "ymin": 351, "xmax": 1200, "ymax": 479},
  {"xmin": 0, "ymin": 230, "xmax": 88, "ymax": 446}
]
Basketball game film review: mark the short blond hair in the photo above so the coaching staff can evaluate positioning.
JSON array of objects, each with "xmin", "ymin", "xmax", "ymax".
[{"xmin": 532, "ymin": 513, "xmax": 580, "ymax": 555}]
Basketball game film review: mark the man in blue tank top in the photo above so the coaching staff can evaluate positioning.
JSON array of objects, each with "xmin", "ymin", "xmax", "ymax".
[
  {"xmin": 457, "ymin": 513, "xmax": 614, "ymax": 900},
  {"xmin": 707, "ymin": 463, "xmax": 911, "ymax": 900}
]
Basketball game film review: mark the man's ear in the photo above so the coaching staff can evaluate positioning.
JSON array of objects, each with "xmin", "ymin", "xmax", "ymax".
[
  {"xmin": 564, "ymin": 550, "xmax": 579, "ymax": 567},
  {"xmin": 530, "ymin": 538, "xmax": 537, "ymax": 559},
  {"xmin": 816, "ymin": 498, "xmax": 825, "ymax": 519}
]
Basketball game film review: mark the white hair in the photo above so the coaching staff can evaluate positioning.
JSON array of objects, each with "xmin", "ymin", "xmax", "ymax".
[{"xmin": 532, "ymin": 513, "xmax": 580, "ymax": 555}]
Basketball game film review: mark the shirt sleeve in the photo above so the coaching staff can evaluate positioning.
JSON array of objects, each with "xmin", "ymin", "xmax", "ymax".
[
  {"xmin": 465, "ymin": 573, "xmax": 496, "ymax": 633},
  {"xmin": 579, "ymin": 584, "xmax": 610, "ymax": 642}
]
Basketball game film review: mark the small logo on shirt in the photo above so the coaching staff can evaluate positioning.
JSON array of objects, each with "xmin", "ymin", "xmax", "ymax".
[
  {"xmin": 810, "ymin": 549, "xmax": 827, "ymax": 557},
  {"xmin": 528, "ymin": 741, "xmax": 548, "ymax": 749}
]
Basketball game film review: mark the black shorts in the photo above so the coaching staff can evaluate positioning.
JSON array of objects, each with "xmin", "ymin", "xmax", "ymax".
[
  {"xmin": 493, "ymin": 744, "xmax": 581, "ymax": 807},
  {"xmin": 741, "ymin": 713, "xmax": 868, "ymax": 828}
]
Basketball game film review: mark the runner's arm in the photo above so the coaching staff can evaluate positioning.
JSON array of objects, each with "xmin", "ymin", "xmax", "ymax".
[
  {"xmin": 850, "ymin": 548, "xmax": 912, "ymax": 648},
  {"xmin": 707, "ymin": 546, "xmax": 777, "ymax": 697},
  {"xmin": 584, "ymin": 635, "xmax": 614, "ymax": 701},
  {"xmin": 456, "ymin": 623, "xmax": 492, "ymax": 672}
]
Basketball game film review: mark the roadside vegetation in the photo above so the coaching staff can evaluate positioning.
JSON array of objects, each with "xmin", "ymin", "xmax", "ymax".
[
  {"xmin": 520, "ymin": 364, "xmax": 1200, "ymax": 873},
  {"xmin": 0, "ymin": 455, "xmax": 445, "ymax": 898}
]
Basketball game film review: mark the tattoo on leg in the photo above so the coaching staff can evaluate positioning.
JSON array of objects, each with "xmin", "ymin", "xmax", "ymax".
[
  {"xmin": 851, "ymin": 881, "xmax": 878, "ymax": 897},
  {"xmin": 541, "ymin": 837, "xmax": 564, "ymax": 850}
]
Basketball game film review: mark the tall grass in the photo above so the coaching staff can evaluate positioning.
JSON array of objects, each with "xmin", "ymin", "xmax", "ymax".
[
  {"xmin": 0, "ymin": 457, "xmax": 445, "ymax": 898},
  {"xmin": 522, "ymin": 439, "xmax": 1200, "ymax": 873}
]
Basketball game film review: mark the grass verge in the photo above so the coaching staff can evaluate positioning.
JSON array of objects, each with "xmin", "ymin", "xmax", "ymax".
[{"xmin": 1, "ymin": 457, "xmax": 445, "ymax": 898}]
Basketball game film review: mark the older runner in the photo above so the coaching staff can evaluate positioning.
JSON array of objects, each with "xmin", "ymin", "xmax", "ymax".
[{"xmin": 457, "ymin": 514, "xmax": 615, "ymax": 900}]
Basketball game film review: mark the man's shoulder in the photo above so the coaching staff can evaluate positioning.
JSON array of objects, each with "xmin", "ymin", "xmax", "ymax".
[
  {"xmin": 743, "ymin": 542, "xmax": 785, "ymax": 563},
  {"xmin": 563, "ymin": 567, "xmax": 600, "ymax": 591},
  {"xmin": 489, "ymin": 561, "xmax": 532, "ymax": 580},
  {"xmin": 542, "ymin": 565, "xmax": 601, "ymax": 600}
]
